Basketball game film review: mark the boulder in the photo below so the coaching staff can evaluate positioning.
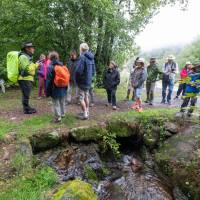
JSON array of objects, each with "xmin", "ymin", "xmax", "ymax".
[
  {"xmin": 155, "ymin": 125, "xmax": 200, "ymax": 199},
  {"xmin": 164, "ymin": 122, "xmax": 179, "ymax": 134},
  {"xmin": 53, "ymin": 179, "xmax": 98, "ymax": 200}
]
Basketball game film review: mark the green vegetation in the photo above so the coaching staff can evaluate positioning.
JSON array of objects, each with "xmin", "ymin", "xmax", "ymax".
[
  {"xmin": 0, "ymin": 120, "xmax": 17, "ymax": 139},
  {"xmin": 0, "ymin": 167, "xmax": 58, "ymax": 200},
  {"xmin": 84, "ymin": 165, "xmax": 98, "ymax": 182}
]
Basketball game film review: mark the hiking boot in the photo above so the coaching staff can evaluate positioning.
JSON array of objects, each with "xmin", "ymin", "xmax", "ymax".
[
  {"xmin": 161, "ymin": 99, "xmax": 166, "ymax": 104},
  {"xmin": 112, "ymin": 106, "xmax": 117, "ymax": 110},
  {"xmin": 144, "ymin": 100, "xmax": 149, "ymax": 103},
  {"xmin": 24, "ymin": 108, "xmax": 37, "ymax": 114}
]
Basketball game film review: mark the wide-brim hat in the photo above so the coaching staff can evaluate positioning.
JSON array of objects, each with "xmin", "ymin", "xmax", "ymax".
[
  {"xmin": 186, "ymin": 61, "xmax": 191, "ymax": 65},
  {"xmin": 168, "ymin": 55, "xmax": 175, "ymax": 60},
  {"xmin": 22, "ymin": 42, "xmax": 35, "ymax": 50},
  {"xmin": 137, "ymin": 58, "xmax": 145, "ymax": 63},
  {"xmin": 150, "ymin": 57, "xmax": 156, "ymax": 61}
]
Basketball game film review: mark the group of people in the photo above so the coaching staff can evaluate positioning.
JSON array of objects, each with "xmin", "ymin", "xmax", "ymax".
[
  {"xmin": 125, "ymin": 55, "xmax": 200, "ymax": 115},
  {"xmin": 16, "ymin": 42, "xmax": 96, "ymax": 122},
  {"xmin": 3, "ymin": 41, "xmax": 200, "ymax": 122}
]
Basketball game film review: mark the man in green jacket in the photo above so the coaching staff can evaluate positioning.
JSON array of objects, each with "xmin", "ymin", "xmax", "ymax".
[
  {"xmin": 145, "ymin": 57, "xmax": 162, "ymax": 105},
  {"xmin": 18, "ymin": 42, "xmax": 39, "ymax": 114}
]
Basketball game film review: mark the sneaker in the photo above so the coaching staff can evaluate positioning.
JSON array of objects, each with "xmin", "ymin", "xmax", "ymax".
[
  {"xmin": 79, "ymin": 112, "xmax": 89, "ymax": 120},
  {"xmin": 37, "ymin": 97, "xmax": 42, "ymax": 100},
  {"xmin": 54, "ymin": 117, "xmax": 61, "ymax": 123},
  {"xmin": 112, "ymin": 106, "xmax": 117, "ymax": 110},
  {"xmin": 149, "ymin": 102, "xmax": 153, "ymax": 106},
  {"xmin": 24, "ymin": 108, "xmax": 37, "ymax": 114}
]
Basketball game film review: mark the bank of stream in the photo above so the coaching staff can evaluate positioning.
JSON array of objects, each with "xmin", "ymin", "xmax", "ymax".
[{"xmin": 31, "ymin": 112, "xmax": 199, "ymax": 200}]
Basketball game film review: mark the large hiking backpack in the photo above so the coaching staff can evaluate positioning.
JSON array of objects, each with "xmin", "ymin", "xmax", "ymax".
[
  {"xmin": 54, "ymin": 65, "xmax": 70, "ymax": 87},
  {"xmin": 7, "ymin": 51, "xmax": 20, "ymax": 83}
]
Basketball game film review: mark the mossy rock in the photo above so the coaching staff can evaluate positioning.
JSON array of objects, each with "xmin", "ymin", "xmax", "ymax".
[
  {"xmin": 155, "ymin": 125, "xmax": 200, "ymax": 199},
  {"xmin": 53, "ymin": 180, "xmax": 98, "ymax": 200}
]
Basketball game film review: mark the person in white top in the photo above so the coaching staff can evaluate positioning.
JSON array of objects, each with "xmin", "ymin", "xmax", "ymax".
[{"xmin": 161, "ymin": 55, "xmax": 179, "ymax": 105}]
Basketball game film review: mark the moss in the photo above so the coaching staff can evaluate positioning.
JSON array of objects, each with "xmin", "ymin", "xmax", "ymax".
[{"xmin": 53, "ymin": 179, "xmax": 98, "ymax": 200}]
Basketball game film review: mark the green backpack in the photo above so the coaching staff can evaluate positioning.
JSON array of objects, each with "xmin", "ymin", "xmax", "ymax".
[{"xmin": 7, "ymin": 51, "xmax": 20, "ymax": 83}]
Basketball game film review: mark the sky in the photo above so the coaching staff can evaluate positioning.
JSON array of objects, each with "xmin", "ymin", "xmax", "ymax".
[{"xmin": 135, "ymin": 0, "xmax": 200, "ymax": 52}]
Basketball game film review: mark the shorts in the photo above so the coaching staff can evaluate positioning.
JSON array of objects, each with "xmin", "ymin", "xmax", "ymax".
[
  {"xmin": 135, "ymin": 88, "xmax": 142, "ymax": 99},
  {"xmin": 78, "ymin": 88, "xmax": 89, "ymax": 102}
]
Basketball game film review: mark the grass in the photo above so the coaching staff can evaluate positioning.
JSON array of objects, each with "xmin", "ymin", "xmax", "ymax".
[
  {"xmin": 0, "ymin": 120, "xmax": 17, "ymax": 139},
  {"xmin": 0, "ymin": 167, "xmax": 58, "ymax": 200}
]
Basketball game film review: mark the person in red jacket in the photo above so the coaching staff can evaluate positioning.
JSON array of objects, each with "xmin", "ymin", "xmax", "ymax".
[{"xmin": 174, "ymin": 61, "xmax": 191, "ymax": 99}]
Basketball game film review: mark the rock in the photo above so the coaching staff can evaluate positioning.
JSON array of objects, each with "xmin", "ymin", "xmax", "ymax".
[
  {"xmin": 53, "ymin": 179, "xmax": 98, "ymax": 200},
  {"xmin": 164, "ymin": 122, "xmax": 179, "ymax": 134},
  {"xmin": 131, "ymin": 157, "xmax": 143, "ymax": 172},
  {"xmin": 155, "ymin": 125, "xmax": 200, "ymax": 199},
  {"xmin": 30, "ymin": 130, "xmax": 61, "ymax": 152}
]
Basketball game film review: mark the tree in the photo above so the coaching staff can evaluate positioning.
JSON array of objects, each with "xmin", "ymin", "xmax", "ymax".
[{"xmin": 0, "ymin": 0, "xmax": 188, "ymax": 83}]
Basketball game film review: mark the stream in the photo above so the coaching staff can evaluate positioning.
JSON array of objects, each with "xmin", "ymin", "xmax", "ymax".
[{"xmin": 36, "ymin": 139, "xmax": 188, "ymax": 200}]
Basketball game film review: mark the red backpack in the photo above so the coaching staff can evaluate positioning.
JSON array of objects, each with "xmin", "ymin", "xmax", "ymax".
[{"xmin": 54, "ymin": 65, "xmax": 70, "ymax": 87}]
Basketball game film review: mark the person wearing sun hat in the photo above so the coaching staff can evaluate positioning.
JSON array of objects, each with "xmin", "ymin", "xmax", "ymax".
[
  {"xmin": 161, "ymin": 54, "xmax": 179, "ymax": 105},
  {"xmin": 180, "ymin": 63, "xmax": 200, "ymax": 116},
  {"xmin": 130, "ymin": 57, "xmax": 147, "ymax": 112}
]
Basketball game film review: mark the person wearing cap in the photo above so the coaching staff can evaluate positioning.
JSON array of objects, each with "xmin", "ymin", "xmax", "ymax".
[
  {"xmin": 75, "ymin": 43, "xmax": 96, "ymax": 120},
  {"xmin": 125, "ymin": 57, "xmax": 139, "ymax": 101},
  {"xmin": 145, "ymin": 57, "xmax": 162, "ymax": 105},
  {"xmin": 18, "ymin": 42, "xmax": 39, "ymax": 114},
  {"xmin": 130, "ymin": 58, "xmax": 147, "ymax": 112},
  {"xmin": 180, "ymin": 63, "xmax": 200, "ymax": 116},
  {"xmin": 103, "ymin": 61, "xmax": 120, "ymax": 110},
  {"xmin": 174, "ymin": 61, "xmax": 191, "ymax": 99},
  {"xmin": 161, "ymin": 55, "xmax": 179, "ymax": 105}
]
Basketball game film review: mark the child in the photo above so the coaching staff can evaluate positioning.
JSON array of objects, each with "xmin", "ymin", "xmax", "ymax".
[
  {"xmin": 174, "ymin": 61, "xmax": 191, "ymax": 99},
  {"xmin": 37, "ymin": 54, "xmax": 47, "ymax": 99},
  {"xmin": 180, "ymin": 63, "xmax": 200, "ymax": 116},
  {"xmin": 130, "ymin": 58, "xmax": 147, "ymax": 112},
  {"xmin": 46, "ymin": 51, "xmax": 68, "ymax": 123},
  {"xmin": 103, "ymin": 61, "xmax": 120, "ymax": 110}
]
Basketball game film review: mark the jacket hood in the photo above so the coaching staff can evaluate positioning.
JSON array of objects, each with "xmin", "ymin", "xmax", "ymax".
[
  {"xmin": 52, "ymin": 60, "xmax": 63, "ymax": 66},
  {"xmin": 83, "ymin": 51, "xmax": 94, "ymax": 60}
]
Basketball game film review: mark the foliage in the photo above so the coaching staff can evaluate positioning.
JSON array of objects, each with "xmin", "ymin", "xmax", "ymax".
[
  {"xmin": 0, "ymin": 0, "xmax": 187, "ymax": 81},
  {"xmin": 0, "ymin": 167, "xmax": 58, "ymax": 200}
]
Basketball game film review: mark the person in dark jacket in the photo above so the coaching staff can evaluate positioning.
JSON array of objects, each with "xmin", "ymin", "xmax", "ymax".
[
  {"xmin": 103, "ymin": 61, "xmax": 120, "ymax": 110},
  {"xmin": 76, "ymin": 43, "xmax": 95, "ymax": 120},
  {"xmin": 66, "ymin": 50, "xmax": 79, "ymax": 103},
  {"xmin": 46, "ymin": 51, "xmax": 67, "ymax": 123}
]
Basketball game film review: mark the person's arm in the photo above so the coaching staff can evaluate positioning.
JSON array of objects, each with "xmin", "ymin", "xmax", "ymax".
[
  {"xmin": 137, "ymin": 69, "xmax": 147, "ymax": 87},
  {"xmin": 116, "ymin": 70, "xmax": 120, "ymax": 86},
  {"xmin": 76, "ymin": 56, "xmax": 84, "ymax": 76},
  {"xmin": 46, "ymin": 66, "xmax": 54, "ymax": 97}
]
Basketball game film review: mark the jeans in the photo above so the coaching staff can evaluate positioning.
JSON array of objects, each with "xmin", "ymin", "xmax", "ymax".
[
  {"xmin": 38, "ymin": 76, "xmax": 46, "ymax": 97},
  {"xmin": 52, "ymin": 97, "xmax": 65, "ymax": 119},
  {"xmin": 176, "ymin": 83, "xmax": 186, "ymax": 97},
  {"xmin": 146, "ymin": 82, "xmax": 156, "ymax": 103},
  {"xmin": 162, "ymin": 79, "xmax": 174, "ymax": 102},
  {"xmin": 106, "ymin": 89, "xmax": 116, "ymax": 106},
  {"xmin": 18, "ymin": 80, "xmax": 33, "ymax": 111}
]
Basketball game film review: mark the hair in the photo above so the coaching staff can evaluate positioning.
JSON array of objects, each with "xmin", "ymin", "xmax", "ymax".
[
  {"xmin": 70, "ymin": 50, "xmax": 77, "ymax": 56},
  {"xmin": 80, "ymin": 43, "xmax": 89, "ymax": 52},
  {"xmin": 49, "ymin": 51, "xmax": 59, "ymax": 61}
]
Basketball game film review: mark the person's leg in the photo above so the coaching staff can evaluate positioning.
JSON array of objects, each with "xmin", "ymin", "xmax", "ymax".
[
  {"xmin": 145, "ymin": 82, "xmax": 150, "ymax": 102},
  {"xmin": 176, "ymin": 84, "xmax": 183, "ymax": 98},
  {"xmin": 126, "ymin": 89, "xmax": 131, "ymax": 100},
  {"xmin": 182, "ymin": 83, "xmax": 187, "ymax": 97},
  {"xmin": 38, "ymin": 76, "xmax": 43, "ymax": 97},
  {"xmin": 149, "ymin": 82, "xmax": 156, "ymax": 104},
  {"xmin": 111, "ymin": 89, "xmax": 117, "ymax": 109},
  {"xmin": 132, "ymin": 88, "xmax": 135, "ymax": 101},
  {"xmin": 180, "ymin": 97, "xmax": 190, "ymax": 112},
  {"xmin": 89, "ymin": 87, "xmax": 94, "ymax": 105},
  {"xmin": 52, "ymin": 98, "xmax": 61, "ymax": 122},
  {"xmin": 188, "ymin": 96, "xmax": 197, "ymax": 115},
  {"xmin": 84, "ymin": 90, "xmax": 90, "ymax": 115},
  {"xmin": 18, "ymin": 80, "xmax": 33, "ymax": 113},
  {"xmin": 60, "ymin": 96, "xmax": 66, "ymax": 117},
  {"xmin": 162, "ymin": 80, "xmax": 167, "ymax": 103},
  {"xmin": 66, "ymin": 84, "xmax": 72, "ymax": 103},
  {"xmin": 78, "ymin": 88, "xmax": 89, "ymax": 119},
  {"xmin": 106, "ymin": 89, "xmax": 112, "ymax": 105},
  {"xmin": 167, "ymin": 80, "xmax": 174, "ymax": 104}
]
